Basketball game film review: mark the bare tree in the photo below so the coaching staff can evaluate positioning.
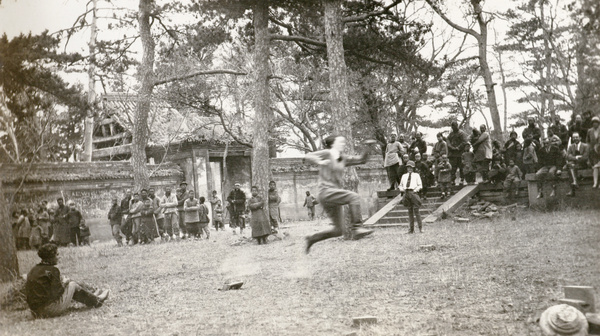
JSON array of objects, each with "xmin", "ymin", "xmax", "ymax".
[{"xmin": 425, "ymin": 0, "xmax": 503, "ymax": 139}]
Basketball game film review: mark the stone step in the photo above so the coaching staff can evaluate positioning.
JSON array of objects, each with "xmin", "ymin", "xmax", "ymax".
[
  {"xmin": 387, "ymin": 207, "xmax": 437, "ymax": 217},
  {"xmin": 368, "ymin": 222, "xmax": 409, "ymax": 228},
  {"xmin": 390, "ymin": 202, "xmax": 444, "ymax": 212}
]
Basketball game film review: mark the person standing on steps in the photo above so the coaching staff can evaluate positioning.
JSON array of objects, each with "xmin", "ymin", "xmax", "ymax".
[
  {"xmin": 399, "ymin": 161, "xmax": 423, "ymax": 234},
  {"xmin": 383, "ymin": 133, "xmax": 403, "ymax": 190},
  {"xmin": 447, "ymin": 121, "xmax": 468, "ymax": 185},
  {"xmin": 303, "ymin": 136, "xmax": 377, "ymax": 253},
  {"xmin": 472, "ymin": 124, "xmax": 493, "ymax": 184}
]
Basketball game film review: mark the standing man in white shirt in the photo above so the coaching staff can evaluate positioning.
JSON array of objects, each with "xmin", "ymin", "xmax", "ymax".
[{"xmin": 399, "ymin": 161, "xmax": 423, "ymax": 234}]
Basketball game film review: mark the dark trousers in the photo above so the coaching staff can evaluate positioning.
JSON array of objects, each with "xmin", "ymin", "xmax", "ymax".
[
  {"xmin": 464, "ymin": 172, "xmax": 476, "ymax": 183},
  {"xmin": 449, "ymin": 156, "xmax": 463, "ymax": 182},
  {"xmin": 408, "ymin": 207, "xmax": 422, "ymax": 232},
  {"xmin": 70, "ymin": 227, "xmax": 81, "ymax": 246},
  {"xmin": 536, "ymin": 166, "xmax": 558, "ymax": 191},
  {"xmin": 476, "ymin": 159, "xmax": 491, "ymax": 181},
  {"xmin": 386, "ymin": 163, "xmax": 400, "ymax": 189},
  {"xmin": 229, "ymin": 212, "xmax": 246, "ymax": 230},
  {"xmin": 307, "ymin": 188, "xmax": 362, "ymax": 245},
  {"xmin": 186, "ymin": 222, "xmax": 199, "ymax": 237}
]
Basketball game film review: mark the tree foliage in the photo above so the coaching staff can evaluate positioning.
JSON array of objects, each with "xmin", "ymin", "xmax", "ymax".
[{"xmin": 0, "ymin": 32, "xmax": 88, "ymax": 163}]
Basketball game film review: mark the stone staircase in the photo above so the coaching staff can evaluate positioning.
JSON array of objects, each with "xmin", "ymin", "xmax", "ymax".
[{"xmin": 367, "ymin": 185, "xmax": 463, "ymax": 227}]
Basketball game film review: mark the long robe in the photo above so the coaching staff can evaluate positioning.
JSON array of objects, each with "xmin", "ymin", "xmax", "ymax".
[
  {"xmin": 248, "ymin": 195, "xmax": 271, "ymax": 238},
  {"xmin": 53, "ymin": 206, "xmax": 71, "ymax": 245}
]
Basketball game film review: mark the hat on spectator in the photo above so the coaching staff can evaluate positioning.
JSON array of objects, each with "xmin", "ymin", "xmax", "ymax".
[
  {"xmin": 592, "ymin": 116, "xmax": 600, "ymax": 124},
  {"xmin": 539, "ymin": 304, "xmax": 588, "ymax": 336},
  {"xmin": 180, "ymin": 182, "xmax": 188, "ymax": 186},
  {"xmin": 406, "ymin": 161, "xmax": 415, "ymax": 168}
]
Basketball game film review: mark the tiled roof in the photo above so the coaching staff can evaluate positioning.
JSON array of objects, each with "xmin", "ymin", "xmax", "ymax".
[
  {"xmin": 99, "ymin": 93, "xmax": 229, "ymax": 147},
  {"xmin": 0, "ymin": 162, "xmax": 182, "ymax": 184}
]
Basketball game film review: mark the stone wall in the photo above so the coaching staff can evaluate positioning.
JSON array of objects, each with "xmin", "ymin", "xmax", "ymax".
[
  {"xmin": 2, "ymin": 158, "xmax": 387, "ymax": 241},
  {"xmin": 270, "ymin": 157, "xmax": 388, "ymax": 220},
  {"xmin": 2, "ymin": 162, "xmax": 182, "ymax": 242}
]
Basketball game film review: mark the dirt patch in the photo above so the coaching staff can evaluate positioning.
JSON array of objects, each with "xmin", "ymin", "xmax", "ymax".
[{"xmin": 1, "ymin": 210, "xmax": 598, "ymax": 336}]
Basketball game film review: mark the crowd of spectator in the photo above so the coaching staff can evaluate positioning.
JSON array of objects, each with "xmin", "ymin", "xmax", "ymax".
[
  {"xmin": 384, "ymin": 113, "xmax": 600, "ymax": 200},
  {"xmin": 12, "ymin": 199, "xmax": 91, "ymax": 250}
]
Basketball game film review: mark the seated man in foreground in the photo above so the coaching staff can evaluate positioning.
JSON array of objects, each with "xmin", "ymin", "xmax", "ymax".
[{"xmin": 25, "ymin": 243, "xmax": 110, "ymax": 317}]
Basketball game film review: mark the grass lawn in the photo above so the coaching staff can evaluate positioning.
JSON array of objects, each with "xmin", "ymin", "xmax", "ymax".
[{"xmin": 1, "ymin": 208, "xmax": 599, "ymax": 336}]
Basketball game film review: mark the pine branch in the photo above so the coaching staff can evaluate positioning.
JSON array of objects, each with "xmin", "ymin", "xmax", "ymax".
[
  {"xmin": 343, "ymin": 0, "xmax": 403, "ymax": 23},
  {"xmin": 424, "ymin": 0, "xmax": 480, "ymax": 39},
  {"xmin": 154, "ymin": 69, "xmax": 247, "ymax": 86}
]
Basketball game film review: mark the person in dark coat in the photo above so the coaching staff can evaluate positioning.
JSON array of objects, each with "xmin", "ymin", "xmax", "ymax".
[
  {"xmin": 549, "ymin": 117, "xmax": 569, "ymax": 149},
  {"xmin": 414, "ymin": 153, "xmax": 431, "ymax": 199},
  {"xmin": 503, "ymin": 131, "xmax": 520, "ymax": 165},
  {"xmin": 108, "ymin": 197, "xmax": 123, "ymax": 247},
  {"xmin": 409, "ymin": 132, "xmax": 427, "ymax": 160},
  {"xmin": 447, "ymin": 121, "xmax": 468, "ymax": 185},
  {"xmin": 65, "ymin": 202, "xmax": 83, "ymax": 246},
  {"xmin": 25, "ymin": 244, "xmax": 109, "ymax": 317},
  {"xmin": 120, "ymin": 189, "xmax": 133, "ymax": 243},
  {"xmin": 267, "ymin": 181, "xmax": 281, "ymax": 233},
  {"xmin": 568, "ymin": 114, "xmax": 588, "ymax": 143},
  {"xmin": 535, "ymin": 138, "xmax": 565, "ymax": 198},
  {"xmin": 52, "ymin": 198, "xmax": 70, "ymax": 246},
  {"xmin": 227, "ymin": 183, "xmax": 247, "ymax": 235},
  {"xmin": 248, "ymin": 186, "xmax": 271, "ymax": 245},
  {"xmin": 522, "ymin": 118, "xmax": 542, "ymax": 147},
  {"xmin": 183, "ymin": 190, "xmax": 200, "ymax": 239},
  {"xmin": 565, "ymin": 132, "xmax": 589, "ymax": 196}
]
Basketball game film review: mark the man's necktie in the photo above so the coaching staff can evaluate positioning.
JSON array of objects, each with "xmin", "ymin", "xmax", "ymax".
[{"xmin": 407, "ymin": 172, "xmax": 412, "ymax": 190}]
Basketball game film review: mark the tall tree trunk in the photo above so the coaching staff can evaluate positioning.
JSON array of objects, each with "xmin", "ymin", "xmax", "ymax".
[
  {"xmin": 82, "ymin": 0, "xmax": 98, "ymax": 162},
  {"xmin": 323, "ymin": 0, "xmax": 358, "ymax": 239},
  {"xmin": 541, "ymin": 0, "xmax": 555, "ymax": 122},
  {"xmin": 496, "ymin": 47, "xmax": 508, "ymax": 133},
  {"xmin": 0, "ymin": 179, "xmax": 19, "ymax": 282},
  {"xmin": 575, "ymin": 29, "xmax": 588, "ymax": 118},
  {"xmin": 471, "ymin": 0, "xmax": 502, "ymax": 140},
  {"xmin": 251, "ymin": 1, "xmax": 272, "ymax": 204},
  {"xmin": 132, "ymin": 0, "xmax": 155, "ymax": 189},
  {"xmin": 323, "ymin": 0, "xmax": 358, "ymax": 188}
]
